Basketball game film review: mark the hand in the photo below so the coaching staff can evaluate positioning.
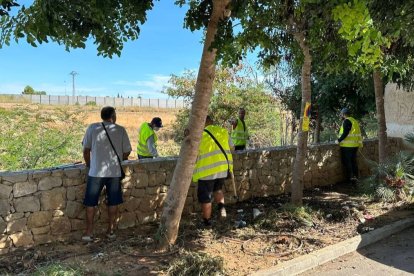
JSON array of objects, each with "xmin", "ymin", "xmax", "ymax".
[{"xmin": 335, "ymin": 140, "xmax": 339, "ymax": 145}]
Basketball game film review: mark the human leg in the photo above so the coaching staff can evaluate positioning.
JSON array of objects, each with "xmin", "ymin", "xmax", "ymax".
[
  {"xmin": 105, "ymin": 177, "xmax": 123, "ymax": 236},
  {"xmin": 83, "ymin": 176, "xmax": 105, "ymax": 238},
  {"xmin": 197, "ymin": 179, "xmax": 215, "ymax": 225},
  {"xmin": 340, "ymin": 147, "xmax": 353, "ymax": 183},
  {"xmin": 213, "ymin": 178, "xmax": 226, "ymax": 218},
  {"xmin": 350, "ymin": 147, "xmax": 359, "ymax": 179}
]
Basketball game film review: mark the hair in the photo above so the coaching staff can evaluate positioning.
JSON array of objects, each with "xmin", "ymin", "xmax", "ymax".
[
  {"xmin": 205, "ymin": 115, "xmax": 213, "ymax": 124},
  {"xmin": 101, "ymin": 106, "xmax": 116, "ymax": 120}
]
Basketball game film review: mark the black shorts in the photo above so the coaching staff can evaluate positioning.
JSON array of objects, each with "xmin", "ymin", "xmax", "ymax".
[{"xmin": 197, "ymin": 178, "xmax": 225, "ymax": 204}]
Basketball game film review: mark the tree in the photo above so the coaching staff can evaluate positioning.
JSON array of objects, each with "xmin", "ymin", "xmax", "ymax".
[
  {"xmin": 165, "ymin": 64, "xmax": 281, "ymax": 147},
  {"xmin": 22, "ymin": 85, "xmax": 35, "ymax": 94},
  {"xmin": 333, "ymin": 0, "xmax": 414, "ymax": 163},
  {"xmin": 233, "ymin": 0, "xmax": 345, "ymax": 205},
  {"xmin": 0, "ymin": 1, "xmax": 155, "ymax": 57},
  {"xmin": 158, "ymin": 0, "xmax": 232, "ymax": 249}
]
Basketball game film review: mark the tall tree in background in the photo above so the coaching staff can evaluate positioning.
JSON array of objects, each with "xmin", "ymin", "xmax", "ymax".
[
  {"xmin": 233, "ymin": 0, "xmax": 344, "ymax": 205},
  {"xmin": 158, "ymin": 0, "xmax": 232, "ymax": 249}
]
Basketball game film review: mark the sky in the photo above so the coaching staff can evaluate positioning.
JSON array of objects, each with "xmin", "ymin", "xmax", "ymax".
[{"xmin": 0, "ymin": 1, "xmax": 210, "ymax": 99}]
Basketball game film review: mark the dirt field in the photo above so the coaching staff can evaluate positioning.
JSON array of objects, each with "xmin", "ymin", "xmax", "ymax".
[
  {"xmin": 0, "ymin": 103, "xmax": 180, "ymax": 158},
  {"xmin": 1, "ymin": 185, "xmax": 413, "ymax": 275}
]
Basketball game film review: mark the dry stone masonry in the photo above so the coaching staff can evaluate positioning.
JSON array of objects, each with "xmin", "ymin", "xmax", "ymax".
[{"xmin": 0, "ymin": 138, "xmax": 402, "ymax": 253}]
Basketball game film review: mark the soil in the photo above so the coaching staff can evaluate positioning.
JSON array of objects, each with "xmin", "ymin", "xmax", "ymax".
[{"xmin": 1, "ymin": 185, "xmax": 413, "ymax": 276}]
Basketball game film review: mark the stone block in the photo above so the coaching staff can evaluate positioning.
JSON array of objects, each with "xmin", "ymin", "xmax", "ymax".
[
  {"xmin": 0, "ymin": 185, "xmax": 12, "ymax": 199},
  {"xmin": 51, "ymin": 170, "xmax": 64, "ymax": 177},
  {"xmin": 66, "ymin": 186, "xmax": 78, "ymax": 201},
  {"xmin": 70, "ymin": 219, "xmax": 85, "ymax": 231},
  {"xmin": 51, "ymin": 217, "xmax": 71, "ymax": 235},
  {"xmin": 0, "ymin": 200, "xmax": 10, "ymax": 216},
  {"xmin": 40, "ymin": 188, "xmax": 66, "ymax": 210},
  {"xmin": 27, "ymin": 211, "xmax": 52, "ymax": 228},
  {"xmin": 136, "ymin": 173, "xmax": 149, "ymax": 188},
  {"xmin": 65, "ymin": 201, "xmax": 83, "ymax": 218},
  {"xmin": 14, "ymin": 196, "xmax": 40, "ymax": 213},
  {"xmin": 33, "ymin": 234, "xmax": 53, "ymax": 245},
  {"xmin": 146, "ymin": 186, "xmax": 160, "ymax": 195},
  {"xmin": 9, "ymin": 230, "xmax": 33, "ymax": 247},
  {"xmin": 4, "ymin": 212, "xmax": 24, "ymax": 222},
  {"xmin": 1, "ymin": 173, "xmax": 28, "ymax": 184},
  {"xmin": 32, "ymin": 170, "xmax": 51, "ymax": 179},
  {"xmin": 118, "ymin": 212, "xmax": 137, "ymax": 229},
  {"xmin": 38, "ymin": 177, "xmax": 62, "ymax": 191},
  {"xmin": 53, "ymin": 210, "xmax": 65, "ymax": 217},
  {"xmin": 63, "ymin": 178, "xmax": 83, "ymax": 187},
  {"xmin": 137, "ymin": 212, "xmax": 157, "ymax": 224},
  {"xmin": 0, "ymin": 217, "xmax": 6, "ymax": 234},
  {"xmin": 122, "ymin": 197, "xmax": 142, "ymax": 212},
  {"xmin": 155, "ymin": 172, "xmax": 166, "ymax": 186},
  {"xmin": 13, "ymin": 181, "xmax": 37, "ymax": 197},
  {"xmin": 131, "ymin": 188, "xmax": 145, "ymax": 198},
  {"xmin": 0, "ymin": 235, "xmax": 11, "ymax": 249},
  {"xmin": 7, "ymin": 218, "xmax": 27, "ymax": 233},
  {"xmin": 139, "ymin": 197, "xmax": 157, "ymax": 212},
  {"xmin": 31, "ymin": 225, "xmax": 50, "ymax": 235},
  {"xmin": 64, "ymin": 168, "xmax": 81, "ymax": 178},
  {"xmin": 75, "ymin": 186, "xmax": 85, "ymax": 200}
]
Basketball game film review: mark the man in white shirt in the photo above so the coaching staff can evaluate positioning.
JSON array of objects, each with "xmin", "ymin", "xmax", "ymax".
[{"xmin": 82, "ymin": 106, "xmax": 131, "ymax": 241}]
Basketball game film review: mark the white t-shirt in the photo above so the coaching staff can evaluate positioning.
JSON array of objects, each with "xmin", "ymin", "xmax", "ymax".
[{"xmin": 83, "ymin": 122, "xmax": 132, "ymax": 177}]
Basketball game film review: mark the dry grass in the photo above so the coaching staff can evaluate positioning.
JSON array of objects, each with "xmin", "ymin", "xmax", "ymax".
[{"xmin": 0, "ymin": 103, "xmax": 181, "ymax": 159}]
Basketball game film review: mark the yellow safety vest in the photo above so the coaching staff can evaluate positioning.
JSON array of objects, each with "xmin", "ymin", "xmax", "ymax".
[
  {"xmin": 193, "ymin": 125, "xmax": 234, "ymax": 182},
  {"xmin": 137, "ymin": 123, "xmax": 157, "ymax": 157},
  {"xmin": 339, "ymin": 117, "xmax": 363, "ymax": 148},
  {"xmin": 231, "ymin": 118, "xmax": 248, "ymax": 146}
]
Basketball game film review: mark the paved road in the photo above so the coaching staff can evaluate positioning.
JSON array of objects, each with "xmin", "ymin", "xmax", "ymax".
[{"xmin": 301, "ymin": 227, "xmax": 414, "ymax": 276}]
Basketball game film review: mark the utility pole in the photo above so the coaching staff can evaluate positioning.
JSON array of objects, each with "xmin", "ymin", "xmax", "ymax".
[{"xmin": 69, "ymin": 71, "xmax": 78, "ymax": 97}]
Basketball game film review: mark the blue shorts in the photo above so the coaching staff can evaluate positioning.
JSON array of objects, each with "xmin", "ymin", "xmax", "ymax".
[
  {"xmin": 83, "ymin": 176, "xmax": 123, "ymax": 207},
  {"xmin": 197, "ymin": 178, "xmax": 225, "ymax": 204}
]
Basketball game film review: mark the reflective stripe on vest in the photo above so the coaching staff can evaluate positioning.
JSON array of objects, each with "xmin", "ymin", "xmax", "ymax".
[
  {"xmin": 231, "ymin": 118, "xmax": 248, "ymax": 146},
  {"xmin": 137, "ymin": 123, "xmax": 157, "ymax": 156},
  {"xmin": 193, "ymin": 125, "xmax": 234, "ymax": 182},
  {"xmin": 339, "ymin": 117, "xmax": 363, "ymax": 148}
]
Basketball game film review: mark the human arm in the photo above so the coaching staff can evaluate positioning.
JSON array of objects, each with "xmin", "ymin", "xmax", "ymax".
[
  {"xmin": 122, "ymin": 128, "xmax": 132, "ymax": 160},
  {"xmin": 83, "ymin": 148, "xmax": 91, "ymax": 167},
  {"xmin": 147, "ymin": 135, "xmax": 159, "ymax": 157},
  {"xmin": 338, "ymin": 119, "xmax": 352, "ymax": 142}
]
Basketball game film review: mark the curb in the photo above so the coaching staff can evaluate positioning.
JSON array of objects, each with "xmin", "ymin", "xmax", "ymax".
[{"xmin": 252, "ymin": 217, "xmax": 414, "ymax": 276}]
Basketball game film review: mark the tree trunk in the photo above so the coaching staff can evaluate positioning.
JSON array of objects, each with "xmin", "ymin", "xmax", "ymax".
[
  {"xmin": 290, "ymin": 115, "xmax": 296, "ymax": 145},
  {"xmin": 373, "ymin": 69, "xmax": 387, "ymax": 163},
  {"xmin": 157, "ymin": 0, "xmax": 230, "ymax": 250},
  {"xmin": 291, "ymin": 31, "xmax": 312, "ymax": 206}
]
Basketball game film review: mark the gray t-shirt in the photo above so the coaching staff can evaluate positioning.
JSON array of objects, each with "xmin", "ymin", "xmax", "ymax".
[{"xmin": 83, "ymin": 122, "xmax": 132, "ymax": 177}]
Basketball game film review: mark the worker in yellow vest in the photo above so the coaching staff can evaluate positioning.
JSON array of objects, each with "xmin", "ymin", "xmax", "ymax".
[
  {"xmin": 137, "ymin": 117, "xmax": 162, "ymax": 159},
  {"xmin": 231, "ymin": 107, "xmax": 249, "ymax": 151},
  {"xmin": 336, "ymin": 108, "xmax": 363, "ymax": 186},
  {"xmin": 193, "ymin": 115, "xmax": 234, "ymax": 227}
]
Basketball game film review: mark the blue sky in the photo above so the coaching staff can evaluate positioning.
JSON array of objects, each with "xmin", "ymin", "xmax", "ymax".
[{"xmin": 0, "ymin": 1, "xmax": 210, "ymax": 98}]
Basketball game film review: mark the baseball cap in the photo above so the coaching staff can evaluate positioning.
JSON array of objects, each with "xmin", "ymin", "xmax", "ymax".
[
  {"xmin": 340, "ymin": 108, "xmax": 349, "ymax": 115},
  {"xmin": 151, "ymin": 117, "xmax": 163, "ymax": 128}
]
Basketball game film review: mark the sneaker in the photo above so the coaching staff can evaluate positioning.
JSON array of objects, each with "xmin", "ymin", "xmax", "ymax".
[{"xmin": 81, "ymin": 235, "xmax": 94, "ymax": 242}]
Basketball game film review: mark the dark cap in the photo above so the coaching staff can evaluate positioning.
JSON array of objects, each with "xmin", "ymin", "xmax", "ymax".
[
  {"xmin": 340, "ymin": 108, "xmax": 350, "ymax": 115},
  {"xmin": 151, "ymin": 117, "xmax": 163, "ymax": 128}
]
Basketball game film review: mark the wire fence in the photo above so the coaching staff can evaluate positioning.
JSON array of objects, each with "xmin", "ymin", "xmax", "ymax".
[{"xmin": 0, "ymin": 94, "xmax": 187, "ymax": 109}]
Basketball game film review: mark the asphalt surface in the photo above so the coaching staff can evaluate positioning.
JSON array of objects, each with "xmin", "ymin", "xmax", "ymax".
[{"xmin": 301, "ymin": 226, "xmax": 414, "ymax": 276}]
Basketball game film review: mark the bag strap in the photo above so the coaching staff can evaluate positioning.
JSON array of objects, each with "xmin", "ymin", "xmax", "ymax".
[
  {"xmin": 203, "ymin": 128, "xmax": 229, "ymax": 170},
  {"xmin": 101, "ymin": 123, "xmax": 123, "ymax": 169}
]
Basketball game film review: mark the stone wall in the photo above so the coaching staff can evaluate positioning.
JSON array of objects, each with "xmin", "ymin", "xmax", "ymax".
[
  {"xmin": 385, "ymin": 83, "xmax": 414, "ymax": 138},
  {"xmin": 0, "ymin": 138, "xmax": 402, "ymax": 253}
]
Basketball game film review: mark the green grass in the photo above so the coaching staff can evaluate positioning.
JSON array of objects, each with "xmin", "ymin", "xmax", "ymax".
[{"xmin": 33, "ymin": 263, "xmax": 83, "ymax": 276}]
